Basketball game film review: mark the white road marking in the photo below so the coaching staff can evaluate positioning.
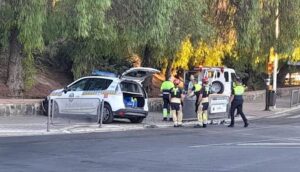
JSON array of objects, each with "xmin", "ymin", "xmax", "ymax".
[
  {"xmin": 214, "ymin": 146, "xmax": 300, "ymax": 149},
  {"xmin": 266, "ymin": 113, "xmax": 292, "ymax": 118},
  {"xmin": 237, "ymin": 143, "xmax": 300, "ymax": 146},
  {"xmin": 189, "ymin": 137, "xmax": 300, "ymax": 148},
  {"xmin": 287, "ymin": 114, "xmax": 300, "ymax": 119}
]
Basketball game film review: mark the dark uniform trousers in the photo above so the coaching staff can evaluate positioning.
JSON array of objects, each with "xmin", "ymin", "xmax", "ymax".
[{"xmin": 230, "ymin": 99, "xmax": 248, "ymax": 125}]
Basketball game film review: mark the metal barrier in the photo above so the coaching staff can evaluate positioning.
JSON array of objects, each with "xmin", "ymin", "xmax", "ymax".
[
  {"xmin": 47, "ymin": 97, "xmax": 104, "ymax": 132},
  {"xmin": 182, "ymin": 94, "xmax": 230, "ymax": 121},
  {"xmin": 290, "ymin": 89, "xmax": 300, "ymax": 107}
]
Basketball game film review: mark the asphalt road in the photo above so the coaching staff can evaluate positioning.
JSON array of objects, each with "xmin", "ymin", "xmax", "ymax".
[{"xmin": 2, "ymin": 110, "xmax": 300, "ymax": 172}]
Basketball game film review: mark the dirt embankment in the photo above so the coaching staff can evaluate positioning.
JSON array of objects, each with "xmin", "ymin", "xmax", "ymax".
[
  {"xmin": 0, "ymin": 50, "xmax": 73, "ymax": 98},
  {"xmin": 0, "ymin": 61, "xmax": 163, "ymax": 98}
]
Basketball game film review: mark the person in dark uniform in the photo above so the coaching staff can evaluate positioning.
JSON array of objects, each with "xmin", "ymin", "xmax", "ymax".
[
  {"xmin": 228, "ymin": 78, "xmax": 249, "ymax": 128},
  {"xmin": 160, "ymin": 77, "xmax": 174, "ymax": 121},
  {"xmin": 194, "ymin": 77, "xmax": 211, "ymax": 128},
  {"xmin": 191, "ymin": 79, "xmax": 202, "ymax": 114},
  {"xmin": 170, "ymin": 79, "xmax": 184, "ymax": 127}
]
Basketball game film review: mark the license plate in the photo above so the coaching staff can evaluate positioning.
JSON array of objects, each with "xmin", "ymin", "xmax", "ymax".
[{"xmin": 210, "ymin": 104, "xmax": 227, "ymax": 113}]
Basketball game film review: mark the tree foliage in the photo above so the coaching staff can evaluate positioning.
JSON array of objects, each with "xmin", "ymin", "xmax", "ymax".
[{"xmin": 2, "ymin": 0, "xmax": 300, "ymax": 96}]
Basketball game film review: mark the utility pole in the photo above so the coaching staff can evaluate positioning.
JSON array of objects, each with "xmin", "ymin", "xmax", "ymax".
[
  {"xmin": 265, "ymin": 2, "xmax": 279, "ymax": 110},
  {"xmin": 273, "ymin": 2, "xmax": 280, "ymax": 107}
]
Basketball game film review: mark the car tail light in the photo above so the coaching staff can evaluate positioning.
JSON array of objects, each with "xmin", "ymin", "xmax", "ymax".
[{"xmin": 119, "ymin": 111, "xmax": 125, "ymax": 116}]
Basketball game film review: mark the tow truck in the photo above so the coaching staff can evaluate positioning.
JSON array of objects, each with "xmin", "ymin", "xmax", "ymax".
[{"xmin": 182, "ymin": 66, "xmax": 238, "ymax": 120}]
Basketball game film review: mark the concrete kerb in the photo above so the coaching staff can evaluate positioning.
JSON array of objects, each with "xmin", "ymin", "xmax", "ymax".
[{"xmin": 248, "ymin": 105, "xmax": 300, "ymax": 120}]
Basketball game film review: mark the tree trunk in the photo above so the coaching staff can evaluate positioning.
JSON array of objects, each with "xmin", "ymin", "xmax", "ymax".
[
  {"xmin": 288, "ymin": 72, "xmax": 292, "ymax": 86},
  {"xmin": 6, "ymin": 28, "xmax": 24, "ymax": 97},
  {"xmin": 165, "ymin": 59, "xmax": 174, "ymax": 80},
  {"xmin": 277, "ymin": 63, "xmax": 289, "ymax": 87},
  {"xmin": 142, "ymin": 45, "xmax": 152, "ymax": 67}
]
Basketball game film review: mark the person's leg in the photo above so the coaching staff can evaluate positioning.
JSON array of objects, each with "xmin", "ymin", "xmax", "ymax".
[
  {"xmin": 171, "ymin": 103, "xmax": 178, "ymax": 127},
  {"xmin": 228, "ymin": 101, "xmax": 237, "ymax": 127},
  {"xmin": 162, "ymin": 97, "xmax": 168, "ymax": 120},
  {"xmin": 197, "ymin": 107, "xmax": 203, "ymax": 126},
  {"xmin": 167, "ymin": 99, "xmax": 173, "ymax": 121},
  {"xmin": 237, "ymin": 101, "xmax": 248, "ymax": 127},
  {"xmin": 202, "ymin": 103, "xmax": 209, "ymax": 128},
  {"xmin": 195, "ymin": 96, "xmax": 199, "ymax": 113},
  {"xmin": 178, "ymin": 104, "xmax": 183, "ymax": 126}
]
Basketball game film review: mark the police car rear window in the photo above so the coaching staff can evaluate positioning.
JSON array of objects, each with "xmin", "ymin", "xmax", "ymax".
[
  {"xmin": 87, "ymin": 78, "xmax": 113, "ymax": 91},
  {"xmin": 120, "ymin": 82, "xmax": 142, "ymax": 93}
]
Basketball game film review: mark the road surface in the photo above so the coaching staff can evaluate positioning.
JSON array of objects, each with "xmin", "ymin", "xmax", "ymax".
[{"xmin": 2, "ymin": 109, "xmax": 300, "ymax": 172}]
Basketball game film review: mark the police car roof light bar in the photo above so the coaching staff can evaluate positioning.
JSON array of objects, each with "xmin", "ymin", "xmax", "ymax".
[
  {"xmin": 193, "ymin": 66, "xmax": 226, "ymax": 71},
  {"xmin": 91, "ymin": 70, "xmax": 117, "ymax": 77}
]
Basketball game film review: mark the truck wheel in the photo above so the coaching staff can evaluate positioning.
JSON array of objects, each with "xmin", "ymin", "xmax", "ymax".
[{"xmin": 211, "ymin": 81, "xmax": 224, "ymax": 94}]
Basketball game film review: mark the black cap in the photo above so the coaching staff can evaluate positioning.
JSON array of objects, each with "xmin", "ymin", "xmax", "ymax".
[{"xmin": 236, "ymin": 77, "xmax": 242, "ymax": 83}]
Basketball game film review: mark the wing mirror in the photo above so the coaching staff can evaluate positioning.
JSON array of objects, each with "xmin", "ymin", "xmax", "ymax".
[{"xmin": 63, "ymin": 87, "xmax": 71, "ymax": 94}]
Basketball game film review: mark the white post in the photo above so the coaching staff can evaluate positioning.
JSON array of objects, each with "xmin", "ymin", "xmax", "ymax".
[{"xmin": 273, "ymin": 3, "xmax": 279, "ymax": 108}]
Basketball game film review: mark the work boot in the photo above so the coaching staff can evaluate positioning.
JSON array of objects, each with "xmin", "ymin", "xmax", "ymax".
[
  {"xmin": 228, "ymin": 124, "xmax": 234, "ymax": 127},
  {"xmin": 163, "ymin": 118, "xmax": 167, "ymax": 121},
  {"xmin": 203, "ymin": 124, "xmax": 207, "ymax": 128},
  {"xmin": 244, "ymin": 123, "xmax": 249, "ymax": 128},
  {"xmin": 194, "ymin": 124, "xmax": 202, "ymax": 128}
]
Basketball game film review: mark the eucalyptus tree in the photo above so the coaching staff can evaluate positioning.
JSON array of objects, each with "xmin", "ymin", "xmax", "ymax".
[
  {"xmin": 230, "ymin": 0, "xmax": 300, "ymax": 88},
  {"xmin": 163, "ymin": 0, "xmax": 213, "ymax": 78},
  {"xmin": 109, "ymin": 0, "xmax": 180, "ymax": 69},
  {"xmin": 0, "ymin": 0, "xmax": 46, "ymax": 96},
  {"xmin": 44, "ymin": 0, "xmax": 116, "ymax": 79}
]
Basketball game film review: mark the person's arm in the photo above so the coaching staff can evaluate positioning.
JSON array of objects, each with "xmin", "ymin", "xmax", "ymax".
[
  {"xmin": 189, "ymin": 85, "xmax": 196, "ymax": 97},
  {"xmin": 160, "ymin": 82, "xmax": 164, "ymax": 92},
  {"xmin": 180, "ymin": 89, "xmax": 185, "ymax": 105},
  {"xmin": 169, "ymin": 88, "xmax": 173, "ymax": 100},
  {"xmin": 197, "ymin": 88, "xmax": 203, "ymax": 104},
  {"xmin": 244, "ymin": 85, "xmax": 248, "ymax": 91},
  {"xmin": 230, "ymin": 86, "xmax": 234, "ymax": 102}
]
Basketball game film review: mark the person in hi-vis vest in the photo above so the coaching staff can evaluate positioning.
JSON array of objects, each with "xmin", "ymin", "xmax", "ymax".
[
  {"xmin": 160, "ymin": 76, "xmax": 174, "ymax": 121},
  {"xmin": 170, "ymin": 79, "xmax": 184, "ymax": 127},
  {"xmin": 194, "ymin": 77, "xmax": 211, "ymax": 128},
  {"xmin": 228, "ymin": 78, "xmax": 249, "ymax": 128}
]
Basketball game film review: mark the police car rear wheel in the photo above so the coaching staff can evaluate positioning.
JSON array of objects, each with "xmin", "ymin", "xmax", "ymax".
[{"xmin": 102, "ymin": 103, "xmax": 113, "ymax": 124}]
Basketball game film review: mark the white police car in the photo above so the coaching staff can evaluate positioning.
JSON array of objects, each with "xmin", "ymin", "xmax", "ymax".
[{"xmin": 42, "ymin": 67, "xmax": 160, "ymax": 124}]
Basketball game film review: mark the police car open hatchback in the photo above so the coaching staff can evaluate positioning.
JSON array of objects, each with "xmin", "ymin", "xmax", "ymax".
[{"xmin": 42, "ymin": 67, "xmax": 160, "ymax": 124}]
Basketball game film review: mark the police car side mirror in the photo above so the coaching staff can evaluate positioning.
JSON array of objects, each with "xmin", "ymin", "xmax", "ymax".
[{"xmin": 63, "ymin": 87, "xmax": 71, "ymax": 94}]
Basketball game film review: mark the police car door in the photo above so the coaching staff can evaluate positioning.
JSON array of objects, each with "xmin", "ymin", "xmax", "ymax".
[{"xmin": 58, "ymin": 78, "xmax": 91, "ymax": 114}]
